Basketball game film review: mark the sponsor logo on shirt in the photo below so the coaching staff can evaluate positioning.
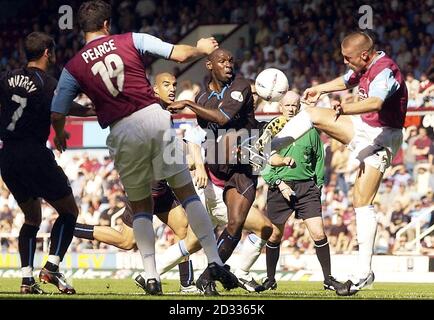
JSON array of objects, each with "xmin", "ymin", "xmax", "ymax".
[{"xmin": 230, "ymin": 91, "xmax": 243, "ymax": 102}]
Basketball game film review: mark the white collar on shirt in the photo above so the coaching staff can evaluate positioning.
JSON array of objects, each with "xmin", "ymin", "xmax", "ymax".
[
  {"xmin": 86, "ymin": 34, "xmax": 108, "ymax": 44},
  {"xmin": 366, "ymin": 51, "xmax": 386, "ymax": 70}
]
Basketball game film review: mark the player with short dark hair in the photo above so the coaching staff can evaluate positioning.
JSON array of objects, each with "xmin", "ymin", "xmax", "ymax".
[
  {"xmin": 51, "ymin": 0, "xmax": 238, "ymax": 295},
  {"xmin": 168, "ymin": 48, "xmax": 273, "ymax": 295},
  {"xmin": 0, "ymin": 31, "xmax": 94, "ymax": 295},
  {"xmin": 73, "ymin": 72, "xmax": 200, "ymax": 293}
]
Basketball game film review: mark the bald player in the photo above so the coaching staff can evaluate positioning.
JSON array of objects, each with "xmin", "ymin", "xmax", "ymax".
[
  {"xmin": 153, "ymin": 72, "xmax": 177, "ymax": 107},
  {"xmin": 269, "ymin": 31, "xmax": 408, "ymax": 294}
]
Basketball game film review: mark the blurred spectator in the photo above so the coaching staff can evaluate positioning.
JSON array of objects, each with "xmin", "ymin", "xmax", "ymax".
[
  {"xmin": 282, "ymin": 248, "xmax": 307, "ymax": 272},
  {"xmin": 412, "ymin": 127, "xmax": 431, "ymax": 163},
  {"xmin": 1, "ymin": 0, "xmax": 434, "ymax": 256},
  {"xmin": 329, "ymin": 215, "xmax": 349, "ymax": 254}
]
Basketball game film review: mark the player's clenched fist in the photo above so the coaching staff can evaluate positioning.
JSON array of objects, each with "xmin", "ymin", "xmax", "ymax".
[
  {"xmin": 197, "ymin": 37, "xmax": 219, "ymax": 55},
  {"xmin": 302, "ymin": 87, "xmax": 321, "ymax": 104},
  {"xmin": 331, "ymin": 100, "xmax": 343, "ymax": 120}
]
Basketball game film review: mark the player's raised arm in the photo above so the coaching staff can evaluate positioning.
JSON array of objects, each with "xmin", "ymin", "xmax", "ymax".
[
  {"xmin": 332, "ymin": 67, "xmax": 400, "ymax": 117},
  {"xmin": 132, "ymin": 32, "xmax": 218, "ymax": 63},
  {"xmin": 303, "ymin": 76, "xmax": 348, "ymax": 104},
  {"xmin": 51, "ymin": 68, "xmax": 80, "ymax": 152},
  {"xmin": 170, "ymin": 37, "xmax": 219, "ymax": 63},
  {"xmin": 168, "ymin": 100, "xmax": 229, "ymax": 126}
]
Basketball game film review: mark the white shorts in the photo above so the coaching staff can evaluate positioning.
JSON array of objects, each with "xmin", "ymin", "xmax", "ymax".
[
  {"xmin": 195, "ymin": 180, "xmax": 227, "ymax": 227},
  {"xmin": 107, "ymin": 104, "xmax": 187, "ymax": 201},
  {"xmin": 348, "ymin": 115, "xmax": 403, "ymax": 173}
]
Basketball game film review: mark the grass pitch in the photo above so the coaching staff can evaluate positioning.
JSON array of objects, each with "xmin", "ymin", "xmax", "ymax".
[{"xmin": 0, "ymin": 278, "xmax": 433, "ymax": 300}]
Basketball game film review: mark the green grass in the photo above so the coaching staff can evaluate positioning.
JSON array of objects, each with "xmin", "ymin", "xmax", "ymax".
[{"xmin": 0, "ymin": 278, "xmax": 434, "ymax": 300}]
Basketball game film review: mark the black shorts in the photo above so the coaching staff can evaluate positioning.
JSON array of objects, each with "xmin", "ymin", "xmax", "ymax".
[
  {"xmin": 266, "ymin": 180, "xmax": 321, "ymax": 225},
  {"xmin": 0, "ymin": 141, "xmax": 72, "ymax": 204},
  {"xmin": 208, "ymin": 163, "xmax": 257, "ymax": 204},
  {"xmin": 121, "ymin": 183, "xmax": 180, "ymax": 228},
  {"xmin": 224, "ymin": 172, "xmax": 257, "ymax": 205}
]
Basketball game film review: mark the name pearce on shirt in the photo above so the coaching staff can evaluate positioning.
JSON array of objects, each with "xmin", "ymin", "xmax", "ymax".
[{"xmin": 81, "ymin": 39, "xmax": 117, "ymax": 63}]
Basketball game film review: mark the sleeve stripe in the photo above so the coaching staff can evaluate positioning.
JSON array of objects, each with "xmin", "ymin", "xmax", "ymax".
[
  {"xmin": 219, "ymin": 108, "xmax": 231, "ymax": 120},
  {"xmin": 168, "ymin": 45, "xmax": 174, "ymax": 60}
]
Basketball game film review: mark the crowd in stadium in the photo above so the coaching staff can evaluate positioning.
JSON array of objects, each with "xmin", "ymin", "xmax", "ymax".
[
  {"xmin": 1, "ymin": 124, "xmax": 433, "ymax": 257},
  {"xmin": 1, "ymin": 0, "xmax": 434, "ymax": 261}
]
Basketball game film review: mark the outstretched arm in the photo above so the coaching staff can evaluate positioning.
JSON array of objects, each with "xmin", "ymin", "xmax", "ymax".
[
  {"xmin": 333, "ymin": 68, "xmax": 400, "ymax": 117},
  {"xmin": 303, "ymin": 76, "xmax": 349, "ymax": 104},
  {"xmin": 168, "ymin": 100, "xmax": 229, "ymax": 126},
  {"xmin": 170, "ymin": 38, "xmax": 218, "ymax": 63},
  {"xmin": 132, "ymin": 32, "xmax": 218, "ymax": 63}
]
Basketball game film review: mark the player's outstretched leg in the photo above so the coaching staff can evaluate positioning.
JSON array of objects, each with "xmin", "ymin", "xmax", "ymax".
[{"xmin": 242, "ymin": 115, "xmax": 288, "ymax": 170}]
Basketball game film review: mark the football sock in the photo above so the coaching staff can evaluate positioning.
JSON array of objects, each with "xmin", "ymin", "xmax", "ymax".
[
  {"xmin": 181, "ymin": 196, "xmax": 223, "ymax": 265},
  {"xmin": 44, "ymin": 260, "xmax": 59, "ymax": 272},
  {"xmin": 216, "ymin": 228, "xmax": 240, "ymax": 263},
  {"xmin": 157, "ymin": 239, "xmax": 189, "ymax": 275},
  {"xmin": 272, "ymin": 110, "xmax": 313, "ymax": 151},
  {"xmin": 133, "ymin": 212, "xmax": 160, "ymax": 281},
  {"xmin": 237, "ymin": 233, "xmax": 266, "ymax": 274},
  {"xmin": 18, "ymin": 224, "xmax": 38, "ymax": 269},
  {"xmin": 314, "ymin": 237, "xmax": 331, "ymax": 279},
  {"xmin": 355, "ymin": 205, "xmax": 377, "ymax": 278},
  {"xmin": 49, "ymin": 213, "xmax": 76, "ymax": 260},
  {"xmin": 179, "ymin": 259, "xmax": 194, "ymax": 287},
  {"xmin": 74, "ymin": 223, "xmax": 95, "ymax": 240}
]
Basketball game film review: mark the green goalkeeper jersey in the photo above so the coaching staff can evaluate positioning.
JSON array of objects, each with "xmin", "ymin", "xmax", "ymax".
[{"xmin": 261, "ymin": 128, "xmax": 325, "ymax": 186}]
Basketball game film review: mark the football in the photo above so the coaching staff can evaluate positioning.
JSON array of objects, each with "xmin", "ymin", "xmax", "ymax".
[{"xmin": 255, "ymin": 68, "xmax": 289, "ymax": 102}]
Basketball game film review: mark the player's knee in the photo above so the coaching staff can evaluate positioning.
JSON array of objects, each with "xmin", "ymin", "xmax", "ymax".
[
  {"xmin": 261, "ymin": 224, "xmax": 273, "ymax": 240},
  {"xmin": 69, "ymin": 206, "xmax": 79, "ymax": 218},
  {"xmin": 269, "ymin": 232, "xmax": 282, "ymax": 244},
  {"xmin": 24, "ymin": 215, "xmax": 41, "ymax": 227},
  {"xmin": 269, "ymin": 227, "xmax": 283, "ymax": 243},
  {"xmin": 185, "ymin": 237, "xmax": 201, "ymax": 254},
  {"xmin": 176, "ymin": 226, "xmax": 188, "ymax": 239},
  {"xmin": 227, "ymin": 216, "xmax": 244, "ymax": 235},
  {"xmin": 311, "ymin": 231, "xmax": 326, "ymax": 242},
  {"xmin": 253, "ymin": 222, "xmax": 273, "ymax": 240},
  {"xmin": 352, "ymin": 197, "xmax": 371, "ymax": 208}
]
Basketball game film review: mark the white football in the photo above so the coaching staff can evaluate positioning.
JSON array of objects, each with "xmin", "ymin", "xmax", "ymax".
[{"xmin": 255, "ymin": 68, "xmax": 289, "ymax": 102}]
